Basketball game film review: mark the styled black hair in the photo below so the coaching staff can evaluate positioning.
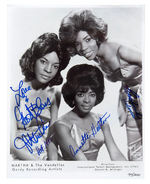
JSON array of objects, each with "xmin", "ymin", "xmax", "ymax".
[
  {"xmin": 59, "ymin": 10, "xmax": 107, "ymax": 56},
  {"xmin": 62, "ymin": 64, "xmax": 104, "ymax": 107},
  {"xmin": 20, "ymin": 33, "xmax": 70, "ymax": 86}
]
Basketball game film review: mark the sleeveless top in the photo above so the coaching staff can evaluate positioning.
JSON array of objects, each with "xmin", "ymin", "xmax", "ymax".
[{"xmin": 57, "ymin": 113, "xmax": 105, "ymax": 161}]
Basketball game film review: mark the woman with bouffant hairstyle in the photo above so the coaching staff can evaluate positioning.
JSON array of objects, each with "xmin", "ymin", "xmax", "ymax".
[
  {"xmin": 20, "ymin": 32, "xmax": 70, "ymax": 86},
  {"xmin": 10, "ymin": 33, "xmax": 70, "ymax": 160},
  {"xmin": 62, "ymin": 64, "xmax": 104, "ymax": 108},
  {"xmin": 54, "ymin": 64, "xmax": 126, "ymax": 161},
  {"xmin": 59, "ymin": 9, "xmax": 107, "ymax": 56},
  {"xmin": 59, "ymin": 9, "xmax": 142, "ymax": 161}
]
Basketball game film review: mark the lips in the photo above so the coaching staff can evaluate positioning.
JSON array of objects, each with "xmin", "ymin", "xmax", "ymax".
[
  {"xmin": 40, "ymin": 74, "xmax": 50, "ymax": 80},
  {"xmin": 81, "ymin": 105, "xmax": 91, "ymax": 110},
  {"xmin": 84, "ymin": 51, "xmax": 93, "ymax": 58}
]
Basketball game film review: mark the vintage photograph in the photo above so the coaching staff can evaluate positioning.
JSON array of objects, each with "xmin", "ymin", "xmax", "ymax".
[{"xmin": 7, "ymin": 5, "xmax": 144, "ymax": 178}]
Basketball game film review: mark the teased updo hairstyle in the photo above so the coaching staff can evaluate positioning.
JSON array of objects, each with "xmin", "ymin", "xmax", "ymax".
[
  {"xmin": 59, "ymin": 10, "xmax": 107, "ymax": 56},
  {"xmin": 20, "ymin": 33, "xmax": 70, "ymax": 86},
  {"xmin": 62, "ymin": 64, "xmax": 104, "ymax": 107}
]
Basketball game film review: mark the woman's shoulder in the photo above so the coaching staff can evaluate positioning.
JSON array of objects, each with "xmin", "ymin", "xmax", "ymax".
[
  {"xmin": 90, "ymin": 112, "xmax": 102, "ymax": 119},
  {"xmin": 57, "ymin": 111, "xmax": 72, "ymax": 122},
  {"xmin": 46, "ymin": 86, "xmax": 60, "ymax": 94},
  {"xmin": 54, "ymin": 118, "xmax": 70, "ymax": 133},
  {"xmin": 91, "ymin": 112, "xmax": 110, "ymax": 125},
  {"xmin": 55, "ymin": 111, "xmax": 74, "ymax": 128},
  {"xmin": 100, "ymin": 40, "xmax": 120, "ymax": 54},
  {"xmin": 97, "ymin": 41, "xmax": 120, "ymax": 63},
  {"xmin": 46, "ymin": 86, "xmax": 61, "ymax": 102}
]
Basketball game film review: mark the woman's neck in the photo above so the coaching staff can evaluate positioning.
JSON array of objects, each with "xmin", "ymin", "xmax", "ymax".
[
  {"xmin": 96, "ymin": 39, "xmax": 108, "ymax": 58},
  {"xmin": 94, "ymin": 40, "xmax": 108, "ymax": 64},
  {"xmin": 72, "ymin": 107, "xmax": 90, "ymax": 119},
  {"xmin": 30, "ymin": 79, "xmax": 48, "ymax": 90}
]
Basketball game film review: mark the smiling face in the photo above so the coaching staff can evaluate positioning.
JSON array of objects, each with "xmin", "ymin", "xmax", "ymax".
[
  {"xmin": 34, "ymin": 51, "xmax": 60, "ymax": 84},
  {"xmin": 74, "ymin": 87, "xmax": 96, "ymax": 115},
  {"xmin": 75, "ymin": 31, "xmax": 98, "ymax": 60}
]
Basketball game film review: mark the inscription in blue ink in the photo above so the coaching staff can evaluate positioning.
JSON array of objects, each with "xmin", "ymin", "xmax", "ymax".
[
  {"xmin": 36, "ymin": 145, "xmax": 44, "ymax": 156},
  {"xmin": 10, "ymin": 80, "xmax": 31, "ymax": 106},
  {"xmin": 124, "ymin": 87, "xmax": 142, "ymax": 119},
  {"xmin": 10, "ymin": 80, "xmax": 53, "ymax": 155},
  {"xmin": 36, "ymin": 136, "xmax": 53, "ymax": 156},
  {"xmin": 14, "ymin": 97, "xmax": 51, "ymax": 129},
  {"xmin": 69, "ymin": 112, "xmax": 110, "ymax": 157},
  {"xmin": 10, "ymin": 80, "xmax": 51, "ymax": 129},
  {"xmin": 14, "ymin": 123, "xmax": 50, "ymax": 154},
  {"xmin": 36, "ymin": 136, "xmax": 52, "ymax": 156}
]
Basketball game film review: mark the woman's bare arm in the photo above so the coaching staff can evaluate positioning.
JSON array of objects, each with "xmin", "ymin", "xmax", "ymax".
[
  {"xmin": 100, "ymin": 42, "xmax": 142, "ymax": 67},
  {"xmin": 118, "ymin": 45, "xmax": 142, "ymax": 67},
  {"xmin": 55, "ymin": 122, "xmax": 87, "ymax": 160}
]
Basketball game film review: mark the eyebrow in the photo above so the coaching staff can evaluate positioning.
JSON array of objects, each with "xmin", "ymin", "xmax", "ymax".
[
  {"xmin": 41, "ymin": 57, "xmax": 48, "ymax": 62},
  {"xmin": 42, "ymin": 57, "xmax": 60, "ymax": 64},
  {"xmin": 53, "ymin": 62, "xmax": 60, "ymax": 65},
  {"xmin": 76, "ymin": 35, "xmax": 90, "ymax": 43},
  {"xmin": 83, "ymin": 35, "xmax": 90, "ymax": 41}
]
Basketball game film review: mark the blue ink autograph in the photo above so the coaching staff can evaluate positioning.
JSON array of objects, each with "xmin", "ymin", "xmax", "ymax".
[
  {"xmin": 69, "ymin": 112, "xmax": 110, "ymax": 157},
  {"xmin": 10, "ymin": 80, "xmax": 31, "ymax": 106},
  {"xmin": 10, "ymin": 80, "xmax": 51, "ymax": 129},
  {"xmin": 36, "ymin": 136, "xmax": 52, "ymax": 156},
  {"xmin": 10, "ymin": 80, "xmax": 53, "ymax": 155},
  {"xmin": 14, "ymin": 96, "xmax": 51, "ymax": 129},
  {"xmin": 36, "ymin": 145, "xmax": 44, "ymax": 156},
  {"xmin": 124, "ymin": 87, "xmax": 142, "ymax": 119},
  {"xmin": 14, "ymin": 123, "xmax": 50, "ymax": 154}
]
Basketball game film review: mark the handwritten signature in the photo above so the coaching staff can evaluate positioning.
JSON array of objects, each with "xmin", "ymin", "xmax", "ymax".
[
  {"xmin": 36, "ymin": 145, "xmax": 44, "ymax": 156},
  {"xmin": 14, "ymin": 96, "xmax": 51, "ymax": 129},
  {"xmin": 124, "ymin": 87, "xmax": 142, "ymax": 119},
  {"xmin": 10, "ymin": 80, "xmax": 51, "ymax": 129},
  {"xmin": 14, "ymin": 123, "xmax": 50, "ymax": 154},
  {"xmin": 36, "ymin": 136, "xmax": 52, "ymax": 156},
  {"xmin": 10, "ymin": 80, "xmax": 31, "ymax": 106},
  {"xmin": 11, "ymin": 80, "xmax": 53, "ymax": 155},
  {"xmin": 69, "ymin": 112, "xmax": 110, "ymax": 157}
]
